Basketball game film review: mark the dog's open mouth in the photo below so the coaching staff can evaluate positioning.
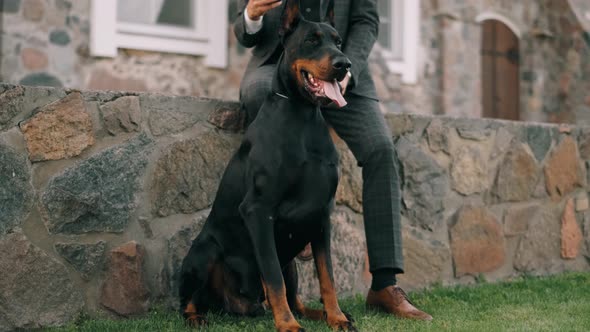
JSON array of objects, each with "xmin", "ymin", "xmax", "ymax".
[{"xmin": 302, "ymin": 71, "xmax": 347, "ymax": 108}]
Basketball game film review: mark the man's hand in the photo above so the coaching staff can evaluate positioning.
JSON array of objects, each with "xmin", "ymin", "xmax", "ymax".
[
  {"xmin": 247, "ymin": 0, "xmax": 282, "ymax": 21},
  {"xmin": 339, "ymin": 72, "xmax": 351, "ymax": 95}
]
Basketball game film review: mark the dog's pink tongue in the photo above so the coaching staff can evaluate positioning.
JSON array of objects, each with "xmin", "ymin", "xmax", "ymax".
[{"xmin": 321, "ymin": 79, "xmax": 347, "ymax": 107}]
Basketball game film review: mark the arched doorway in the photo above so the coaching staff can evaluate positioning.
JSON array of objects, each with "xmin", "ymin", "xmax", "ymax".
[{"xmin": 480, "ymin": 19, "xmax": 520, "ymax": 120}]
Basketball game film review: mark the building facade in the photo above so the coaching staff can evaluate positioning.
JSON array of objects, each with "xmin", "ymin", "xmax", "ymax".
[{"xmin": 1, "ymin": 0, "xmax": 589, "ymax": 124}]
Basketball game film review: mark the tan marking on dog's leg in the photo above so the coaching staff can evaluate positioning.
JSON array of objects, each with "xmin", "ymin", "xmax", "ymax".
[
  {"xmin": 294, "ymin": 295, "xmax": 325, "ymax": 321},
  {"xmin": 314, "ymin": 250, "xmax": 354, "ymax": 330},
  {"xmin": 262, "ymin": 280, "xmax": 303, "ymax": 332},
  {"xmin": 184, "ymin": 301, "xmax": 206, "ymax": 327}
]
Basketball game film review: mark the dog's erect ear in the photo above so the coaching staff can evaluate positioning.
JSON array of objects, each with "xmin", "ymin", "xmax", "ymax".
[
  {"xmin": 323, "ymin": 0, "xmax": 335, "ymax": 28},
  {"xmin": 279, "ymin": 0, "xmax": 302, "ymax": 37}
]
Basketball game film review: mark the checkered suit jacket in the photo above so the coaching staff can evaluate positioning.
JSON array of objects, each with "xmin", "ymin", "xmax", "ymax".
[{"xmin": 234, "ymin": 0, "xmax": 379, "ymax": 99}]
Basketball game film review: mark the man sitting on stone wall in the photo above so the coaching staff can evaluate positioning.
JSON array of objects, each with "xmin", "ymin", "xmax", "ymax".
[{"xmin": 234, "ymin": 0, "xmax": 432, "ymax": 321}]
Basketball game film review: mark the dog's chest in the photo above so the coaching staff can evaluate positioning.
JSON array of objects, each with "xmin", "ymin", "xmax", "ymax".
[
  {"xmin": 274, "ymin": 131, "xmax": 338, "ymax": 223},
  {"xmin": 293, "ymin": 120, "xmax": 338, "ymax": 165}
]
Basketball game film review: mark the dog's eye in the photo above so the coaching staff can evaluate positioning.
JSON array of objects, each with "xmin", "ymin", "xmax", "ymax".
[
  {"xmin": 305, "ymin": 38, "xmax": 318, "ymax": 45},
  {"xmin": 335, "ymin": 39, "xmax": 342, "ymax": 48}
]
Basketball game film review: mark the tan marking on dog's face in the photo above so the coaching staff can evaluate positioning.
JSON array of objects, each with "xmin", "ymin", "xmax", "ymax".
[{"xmin": 291, "ymin": 55, "xmax": 332, "ymax": 81}]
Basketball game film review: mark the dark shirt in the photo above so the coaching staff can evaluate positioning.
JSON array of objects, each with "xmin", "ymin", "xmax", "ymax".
[{"xmin": 265, "ymin": 0, "xmax": 322, "ymax": 65}]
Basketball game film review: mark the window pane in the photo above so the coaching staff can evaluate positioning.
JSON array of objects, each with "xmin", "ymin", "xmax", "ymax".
[
  {"xmin": 378, "ymin": 0, "xmax": 390, "ymax": 16},
  {"xmin": 378, "ymin": 22, "xmax": 391, "ymax": 49},
  {"xmin": 117, "ymin": 0, "xmax": 193, "ymax": 28},
  {"xmin": 157, "ymin": 0, "xmax": 193, "ymax": 27},
  {"xmin": 391, "ymin": 0, "xmax": 404, "ymax": 59},
  {"xmin": 377, "ymin": 0, "xmax": 392, "ymax": 50}
]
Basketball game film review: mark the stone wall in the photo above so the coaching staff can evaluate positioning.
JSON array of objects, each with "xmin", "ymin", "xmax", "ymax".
[
  {"xmin": 2, "ymin": 84, "xmax": 590, "ymax": 330},
  {"xmin": 370, "ymin": 0, "xmax": 590, "ymax": 123},
  {"xmin": 0, "ymin": 0, "xmax": 249, "ymax": 100},
  {"xmin": 1, "ymin": 0, "xmax": 589, "ymax": 124}
]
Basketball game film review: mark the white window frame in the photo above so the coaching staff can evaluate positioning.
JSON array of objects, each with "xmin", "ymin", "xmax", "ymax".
[
  {"xmin": 378, "ymin": 0, "xmax": 420, "ymax": 85},
  {"xmin": 90, "ymin": 0, "xmax": 228, "ymax": 68}
]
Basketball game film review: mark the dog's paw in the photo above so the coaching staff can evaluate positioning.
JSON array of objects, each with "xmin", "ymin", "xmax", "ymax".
[
  {"xmin": 342, "ymin": 310, "xmax": 355, "ymax": 323},
  {"xmin": 329, "ymin": 320, "xmax": 356, "ymax": 332},
  {"xmin": 184, "ymin": 314, "xmax": 208, "ymax": 328},
  {"xmin": 276, "ymin": 321, "xmax": 305, "ymax": 332},
  {"xmin": 324, "ymin": 312, "xmax": 356, "ymax": 332}
]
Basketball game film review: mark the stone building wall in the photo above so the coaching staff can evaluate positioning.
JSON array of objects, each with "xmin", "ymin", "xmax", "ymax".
[
  {"xmin": 0, "ymin": 0, "xmax": 250, "ymax": 100},
  {"xmin": 370, "ymin": 0, "xmax": 590, "ymax": 123},
  {"xmin": 1, "ymin": 0, "xmax": 589, "ymax": 124},
  {"xmin": 1, "ymin": 83, "xmax": 590, "ymax": 330}
]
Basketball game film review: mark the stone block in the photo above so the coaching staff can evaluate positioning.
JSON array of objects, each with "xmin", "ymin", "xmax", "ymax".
[
  {"xmin": 396, "ymin": 137, "xmax": 449, "ymax": 230},
  {"xmin": 100, "ymin": 96, "xmax": 141, "ymax": 135},
  {"xmin": 544, "ymin": 136, "xmax": 585, "ymax": 201},
  {"xmin": 584, "ymin": 212, "xmax": 590, "ymax": 257},
  {"xmin": 0, "ymin": 145, "xmax": 33, "ymax": 235},
  {"xmin": 578, "ymin": 129, "xmax": 590, "ymax": 160},
  {"xmin": 143, "ymin": 94, "xmax": 210, "ymax": 136},
  {"xmin": 451, "ymin": 146, "xmax": 489, "ymax": 195},
  {"xmin": 22, "ymin": 0, "xmax": 43, "ymax": 21},
  {"xmin": 504, "ymin": 203, "xmax": 540, "ymax": 236},
  {"xmin": 526, "ymin": 125, "xmax": 554, "ymax": 161},
  {"xmin": 456, "ymin": 122, "xmax": 493, "ymax": 141},
  {"xmin": 207, "ymin": 101, "xmax": 245, "ymax": 132},
  {"xmin": 450, "ymin": 206, "xmax": 505, "ymax": 277},
  {"xmin": 151, "ymin": 131, "xmax": 238, "ymax": 217},
  {"xmin": 87, "ymin": 69, "xmax": 147, "ymax": 92},
  {"xmin": 41, "ymin": 134, "xmax": 153, "ymax": 234},
  {"xmin": 0, "ymin": 232, "xmax": 83, "ymax": 330},
  {"xmin": 19, "ymin": 72, "xmax": 63, "ymax": 87},
  {"xmin": 558, "ymin": 124, "xmax": 572, "ymax": 134},
  {"xmin": 426, "ymin": 118, "xmax": 449, "ymax": 153},
  {"xmin": 54, "ymin": 241, "xmax": 106, "ymax": 280},
  {"xmin": 514, "ymin": 204, "xmax": 563, "ymax": 274},
  {"xmin": 49, "ymin": 29, "xmax": 71, "ymax": 46},
  {"xmin": 397, "ymin": 226, "xmax": 451, "ymax": 290},
  {"xmin": 0, "ymin": 85, "xmax": 66, "ymax": 131},
  {"xmin": 20, "ymin": 92, "xmax": 95, "ymax": 161},
  {"xmin": 100, "ymin": 242, "xmax": 150, "ymax": 316},
  {"xmin": 386, "ymin": 113, "xmax": 414, "ymax": 137},
  {"xmin": 490, "ymin": 127, "xmax": 514, "ymax": 159},
  {"xmin": 495, "ymin": 143, "xmax": 540, "ymax": 202},
  {"xmin": 576, "ymin": 194, "xmax": 589, "ymax": 211},
  {"xmin": 561, "ymin": 199, "xmax": 583, "ymax": 259},
  {"xmin": 21, "ymin": 47, "xmax": 48, "ymax": 70},
  {"xmin": 158, "ymin": 215, "xmax": 207, "ymax": 305},
  {"xmin": 335, "ymin": 140, "xmax": 363, "ymax": 213}
]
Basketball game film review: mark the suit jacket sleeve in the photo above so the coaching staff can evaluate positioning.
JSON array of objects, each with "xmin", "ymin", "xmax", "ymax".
[
  {"xmin": 234, "ymin": 0, "xmax": 263, "ymax": 48},
  {"xmin": 342, "ymin": 0, "xmax": 379, "ymax": 88}
]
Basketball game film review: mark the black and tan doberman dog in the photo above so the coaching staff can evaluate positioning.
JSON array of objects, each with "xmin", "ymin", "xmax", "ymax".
[{"xmin": 178, "ymin": 1, "xmax": 355, "ymax": 331}]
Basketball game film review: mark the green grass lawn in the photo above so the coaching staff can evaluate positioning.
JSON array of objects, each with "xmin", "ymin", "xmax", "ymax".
[{"xmin": 49, "ymin": 272, "xmax": 590, "ymax": 332}]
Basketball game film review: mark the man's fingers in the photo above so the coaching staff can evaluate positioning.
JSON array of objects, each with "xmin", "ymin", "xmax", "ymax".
[
  {"xmin": 255, "ymin": 0, "xmax": 282, "ymax": 5},
  {"xmin": 248, "ymin": 0, "xmax": 281, "ymax": 18},
  {"xmin": 258, "ymin": 1, "xmax": 282, "ymax": 11},
  {"xmin": 251, "ymin": 0, "xmax": 281, "ymax": 8}
]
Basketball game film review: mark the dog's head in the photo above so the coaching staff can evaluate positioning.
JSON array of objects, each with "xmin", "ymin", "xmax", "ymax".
[{"xmin": 278, "ymin": 0, "xmax": 351, "ymax": 107}]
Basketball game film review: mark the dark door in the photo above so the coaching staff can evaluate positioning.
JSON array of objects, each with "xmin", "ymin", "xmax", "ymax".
[{"xmin": 481, "ymin": 20, "xmax": 520, "ymax": 120}]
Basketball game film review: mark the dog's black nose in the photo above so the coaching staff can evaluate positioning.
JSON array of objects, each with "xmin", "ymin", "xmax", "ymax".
[{"xmin": 332, "ymin": 57, "xmax": 352, "ymax": 70}]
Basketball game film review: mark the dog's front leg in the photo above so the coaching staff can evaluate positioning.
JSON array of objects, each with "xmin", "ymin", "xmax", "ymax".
[
  {"xmin": 240, "ymin": 191, "xmax": 304, "ymax": 332},
  {"xmin": 312, "ymin": 221, "xmax": 357, "ymax": 331}
]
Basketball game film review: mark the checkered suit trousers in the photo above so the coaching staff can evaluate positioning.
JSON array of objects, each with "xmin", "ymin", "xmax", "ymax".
[{"xmin": 240, "ymin": 65, "xmax": 404, "ymax": 273}]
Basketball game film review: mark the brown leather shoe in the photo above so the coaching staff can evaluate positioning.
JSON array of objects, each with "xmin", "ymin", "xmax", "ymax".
[{"xmin": 366, "ymin": 285, "xmax": 433, "ymax": 321}]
